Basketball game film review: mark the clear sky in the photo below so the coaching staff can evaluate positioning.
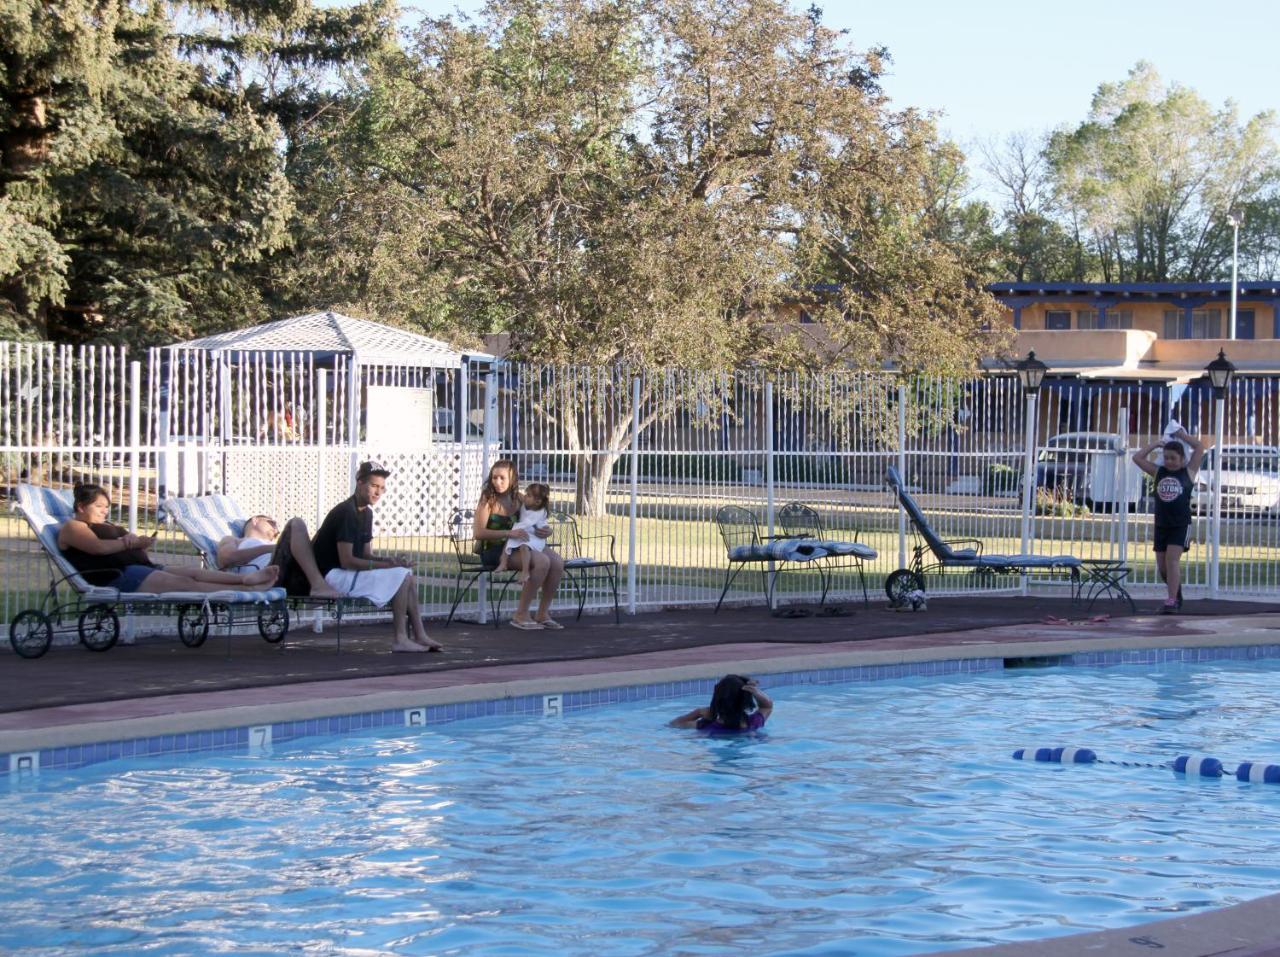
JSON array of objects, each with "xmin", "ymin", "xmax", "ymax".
[{"xmin": 821, "ymin": 0, "xmax": 1278, "ymax": 146}]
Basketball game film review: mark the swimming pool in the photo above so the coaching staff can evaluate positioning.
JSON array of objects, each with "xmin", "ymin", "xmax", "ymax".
[{"xmin": 4, "ymin": 659, "xmax": 1280, "ymax": 956}]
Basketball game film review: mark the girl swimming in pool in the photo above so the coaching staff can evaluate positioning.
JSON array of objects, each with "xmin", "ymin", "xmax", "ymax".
[{"xmin": 669, "ymin": 674, "xmax": 772, "ymax": 732}]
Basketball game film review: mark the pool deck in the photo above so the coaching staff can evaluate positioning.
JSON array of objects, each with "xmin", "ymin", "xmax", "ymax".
[{"xmin": 4, "ymin": 595, "xmax": 1280, "ymax": 957}]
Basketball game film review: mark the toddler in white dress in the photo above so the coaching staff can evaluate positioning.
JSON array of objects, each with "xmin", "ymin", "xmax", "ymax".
[{"xmin": 499, "ymin": 483, "xmax": 551, "ymax": 583}]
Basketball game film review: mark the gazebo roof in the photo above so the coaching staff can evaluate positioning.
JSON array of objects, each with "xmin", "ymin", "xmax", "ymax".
[{"xmin": 177, "ymin": 311, "xmax": 491, "ymax": 366}]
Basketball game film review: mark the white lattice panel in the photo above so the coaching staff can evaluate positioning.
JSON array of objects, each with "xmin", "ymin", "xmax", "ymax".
[
  {"xmin": 220, "ymin": 448, "xmax": 351, "ymax": 529},
  {"xmin": 360, "ymin": 446, "xmax": 467, "ymax": 535}
]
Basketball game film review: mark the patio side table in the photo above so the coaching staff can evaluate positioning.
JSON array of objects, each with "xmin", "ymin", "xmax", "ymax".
[{"xmin": 1075, "ymin": 560, "xmax": 1135, "ymax": 613}]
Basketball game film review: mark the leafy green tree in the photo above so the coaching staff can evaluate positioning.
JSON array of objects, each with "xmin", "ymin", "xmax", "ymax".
[
  {"xmin": 1045, "ymin": 61, "xmax": 1280, "ymax": 282},
  {"xmin": 0, "ymin": 0, "xmax": 390, "ymax": 342},
  {"xmin": 287, "ymin": 0, "xmax": 1004, "ymax": 511}
]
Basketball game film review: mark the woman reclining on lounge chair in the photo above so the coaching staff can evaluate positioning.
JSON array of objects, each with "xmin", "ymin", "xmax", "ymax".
[{"xmin": 59, "ymin": 484, "xmax": 279, "ymax": 594}]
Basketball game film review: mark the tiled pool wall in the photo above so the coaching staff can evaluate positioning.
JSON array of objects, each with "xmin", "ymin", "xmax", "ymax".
[{"xmin": 7, "ymin": 643, "xmax": 1280, "ymax": 778}]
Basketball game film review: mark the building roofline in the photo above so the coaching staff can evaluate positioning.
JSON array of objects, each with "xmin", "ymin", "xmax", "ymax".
[{"xmin": 987, "ymin": 281, "xmax": 1280, "ymax": 298}]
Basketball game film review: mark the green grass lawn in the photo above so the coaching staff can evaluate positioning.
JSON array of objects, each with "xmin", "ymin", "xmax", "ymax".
[{"xmin": 3, "ymin": 501, "xmax": 1277, "ymax": 630}]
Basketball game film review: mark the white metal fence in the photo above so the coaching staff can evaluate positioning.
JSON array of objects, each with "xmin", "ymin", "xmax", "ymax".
[{"xmin": 1, "ymin": 342, "xmax": 1276, "ymax": 634}]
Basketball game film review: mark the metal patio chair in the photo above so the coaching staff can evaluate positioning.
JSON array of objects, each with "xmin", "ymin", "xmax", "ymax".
[
  {"xmin": 547, "ymin": 511, "xmax": 621, "ymax": 623},
  {"xmin": 9, "ymin": 485, "xmax": 289, "ymax": 659},
  {"xmin": 777, "ymin": 502, "xmax": 875, "ymax": 607},
  {"xmin": 162, "ymin": 493, "xmax": 375, "ymax": 651},
  {"xmin": 444, "ymin": 508, "xmax": 522, "ymax": 627},
  {"xmin": 713, "ymin": 505, "xmax": 834, "ymax": 613},
  {"xmin": 880, "ymin": 466, "xmax": 1128, "ymax": 609}
]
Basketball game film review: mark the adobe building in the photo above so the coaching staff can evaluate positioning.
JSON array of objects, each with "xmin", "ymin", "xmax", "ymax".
[{"xmin": 987, "ymin": 282, "xmax": 1280, "ymax": 445}]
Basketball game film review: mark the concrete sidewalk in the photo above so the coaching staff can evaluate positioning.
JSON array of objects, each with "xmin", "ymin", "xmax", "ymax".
[{"xmin": 4, "ymin": 595, "xmax": 1277, "ymax": 713}]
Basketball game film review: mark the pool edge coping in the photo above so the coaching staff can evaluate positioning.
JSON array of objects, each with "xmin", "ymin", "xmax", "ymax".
[{"xmin": 5, "ymin": 613, "xmax": 1279, "ymax": 754}]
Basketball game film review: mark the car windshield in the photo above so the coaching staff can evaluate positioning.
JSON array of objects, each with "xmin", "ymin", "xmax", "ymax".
[
  {"xmin": 1037, "ymin": 450, "xmax": 1087, "ymax": 463},
  {"xmin": 1219, "ymin": 452, "xmax": 1280, "ymax": 474},
  {"xmin": 1038, "ymin": 438, "xmax": 1115, "ymax": 461},
  {"xmin": 1051, "ymin": 437, "xmax": 1114, "ymax": 450}
]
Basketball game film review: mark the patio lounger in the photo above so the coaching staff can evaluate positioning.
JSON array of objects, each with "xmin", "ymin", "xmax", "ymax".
[
  {"xmin": 8, "ymin": 484, "xmax": 288, "ymax": 659},
  {"xmin": 883, "ymin": 466, "xmax": 1102, "ymax": 606},
  {"xmin": 162, "ymin": 493, "xmax": 373, "ymax": 649}
]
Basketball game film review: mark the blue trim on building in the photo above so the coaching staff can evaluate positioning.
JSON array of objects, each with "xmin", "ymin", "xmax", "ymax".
[
  {"xmin": 988, "ymin": 281, "xmax": 1280, "ymax": 297},
  {"xmin": 7, "ymin": 646, "xmax": 1280, "ymax": 778}
]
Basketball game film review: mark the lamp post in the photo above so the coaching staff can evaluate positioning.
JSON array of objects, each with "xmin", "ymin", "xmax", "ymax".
[
  {"xmin": 1206, "ymin": 349, "xmax": 1236, "ymax": 596},
  {"xmin": 1016, "ymin": 351, "xmax": 1049, "ymax": 577},
  {"xmin": 1227, "ymin": 209, "xmax": 1244, "ymax": 340}
]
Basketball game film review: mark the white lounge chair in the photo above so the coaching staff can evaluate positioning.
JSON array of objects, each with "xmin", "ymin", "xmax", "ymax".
[{"xmin": 9, "ymin": 484, "xmax": 289, "ymax": 659}]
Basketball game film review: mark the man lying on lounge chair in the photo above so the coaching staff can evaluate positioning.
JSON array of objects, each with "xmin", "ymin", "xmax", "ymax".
[{"xmin": 216, "ymin": 515, "xmax": 345, "ymax": 600}]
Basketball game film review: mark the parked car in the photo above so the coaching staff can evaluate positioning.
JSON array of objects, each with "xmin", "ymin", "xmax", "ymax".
[
  {"xmin": 1035, "ymin": 432, "xmax": 1146, "ymax": 510},
  {"xmin": 1192, "ymin": 445, "xmax": 1280, "ymax": 515}
]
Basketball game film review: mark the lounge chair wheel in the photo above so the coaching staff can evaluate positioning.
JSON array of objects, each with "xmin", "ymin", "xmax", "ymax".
[
  {"xmin": 77, "ymin": 606, "xmax": 120, "ymax": 652},
  {"xmin": 257, "ymin": 604, "xmax": 290, "ymax": 644},
  {"xmin": 177, "ymin": 603, "xmax": 209, "ymax": 648},
  {"xmin": 884, "ymin": 569, "xmax": 924, "ymax": 606},
  {"xmin": 10, "ymin": 610, "xmax": 53, "ymax": 659}
]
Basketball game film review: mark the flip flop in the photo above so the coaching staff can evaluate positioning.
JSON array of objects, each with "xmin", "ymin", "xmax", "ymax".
[
  {"xmin": 510, "ymin": 619, "xmax": 544, "ymax": 631},
  {"xmin": 771, "ymin": 607, "xmax": 812, "ymax": 619},
  {"xmin": 535, "ymin": 618, "xmax": 565, "ymax": 630},
  {"xmin": 1042, "ymin": 616, "xmax": 1070, "ymax": 625}
]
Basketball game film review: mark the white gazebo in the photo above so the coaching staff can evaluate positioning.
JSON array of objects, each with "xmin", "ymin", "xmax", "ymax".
[
  {"xmin": 161, "ymin": 312, "xmax": 495, "ymax": 534},
  {"xmin": 174, "ymin": 311, "xmax": 492, "ymax": 448}
]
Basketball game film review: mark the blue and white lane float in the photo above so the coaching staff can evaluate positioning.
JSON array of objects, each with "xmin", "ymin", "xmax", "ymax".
[
  {"xmin": 1012, "ymin": 746, "xmax": 1097, "ymax": 764},
  {"xmin": 1012, "ymin": 747, "xmax": 1280, "ymax": 782},
  {"xmin": 1236, "ymin": 762, "xmax": 1280, "ymax": 784}
]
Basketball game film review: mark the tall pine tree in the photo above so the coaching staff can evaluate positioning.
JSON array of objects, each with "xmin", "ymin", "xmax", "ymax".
[{"xmin": 0, "ymin": 0, "xmax": 391, "ymax": 342}]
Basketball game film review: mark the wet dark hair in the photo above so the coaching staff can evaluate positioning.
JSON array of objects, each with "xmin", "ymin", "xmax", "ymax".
[
  {"xmin": 72, "ymin": 483, "xmax": 110, "ymax": 512},
  {"xmin": 479, "ymin": 459, "xmax": 520, "ymax": 507},
  {"xmin": 709, "ymin": 674, "xmax": 756, "ymax": 729},
  {"xmin": 1163, "ymin": 441, "xmax": 1186, "ymax": 459}
]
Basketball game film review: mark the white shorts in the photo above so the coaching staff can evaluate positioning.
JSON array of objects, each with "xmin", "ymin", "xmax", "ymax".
[{"xmin": 323, "ymin": 567, "xmax": 411, "ymax": 608}]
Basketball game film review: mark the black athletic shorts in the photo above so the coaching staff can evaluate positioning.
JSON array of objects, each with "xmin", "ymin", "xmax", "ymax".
[
  {"xmin": 1153, "ymin": 525, "xmax": 1191, "ymax": 553},
  {"xmin": 269, "ymin": 530, "xmax": 313, "ymax": 596}
]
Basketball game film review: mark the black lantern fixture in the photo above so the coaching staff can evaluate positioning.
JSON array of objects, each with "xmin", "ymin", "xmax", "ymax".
[
  {"xmin": 1015, "ymin": 351, "xmax": 1049, "ymax": 396},
  {"xmin": 1205, "ymin": 349, "xmax": 1236, "ymax": 399}
]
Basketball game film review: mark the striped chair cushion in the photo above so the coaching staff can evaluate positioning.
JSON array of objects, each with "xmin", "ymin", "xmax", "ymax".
[
  {"xmin": 729, "ymin": 539, "xmax": 826, "ymax": 562},
  {"xmin": 162, "ymin": 495, "xmax": 249, "ymax": 568},
  {"xmin": 812, "ymin": 540, "xmax": 878, "ymax": 560}
]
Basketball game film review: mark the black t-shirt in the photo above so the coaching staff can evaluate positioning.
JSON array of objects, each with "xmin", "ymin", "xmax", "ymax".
[
  {"xmin": 1153, "ymin": 466, "xmax": 1193, "ymax": 527},
  {"xmin": 312, "ymin": 496, "xmax": 373, "ymax": 575}
]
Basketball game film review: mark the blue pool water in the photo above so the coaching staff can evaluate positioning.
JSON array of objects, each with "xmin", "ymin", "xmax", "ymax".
[{"xmin": 5, "ymin": 661, "xmax": 1280, "ymax": 956}]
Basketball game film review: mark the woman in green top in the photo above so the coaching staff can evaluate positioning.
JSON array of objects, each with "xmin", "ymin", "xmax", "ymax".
[{"xmin": 473, "ymin": 460, "xmax": 565, "ymax": 630}]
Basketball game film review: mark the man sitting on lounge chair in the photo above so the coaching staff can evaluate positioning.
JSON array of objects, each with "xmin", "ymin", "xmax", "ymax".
[
  {"xmin": 312, "ymin": 460, "xmax": 441, "ymax": 654},
  {"xmin": 216, "ymin": 515, "xmax": 345, "ymax": 600}
]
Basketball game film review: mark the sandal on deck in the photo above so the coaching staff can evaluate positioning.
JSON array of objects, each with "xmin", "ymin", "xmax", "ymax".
[
  {"xmin": 510, "ymin": 618, "xmax": 544, "ymax": 631},
  {"xmin": 535, "ymin": 618, "xmax": 565, "ymax": 630},
  {"xmin": 771, "ymin": 607, "xmax": 812, "ymax": 619}
]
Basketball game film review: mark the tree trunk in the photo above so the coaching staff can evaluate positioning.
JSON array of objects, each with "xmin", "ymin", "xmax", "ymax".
[{"xmin": 573, "ymin": 449, "xmax": 626, "ymax": 516}]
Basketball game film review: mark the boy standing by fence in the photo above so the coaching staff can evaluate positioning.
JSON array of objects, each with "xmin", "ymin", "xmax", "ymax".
[{"xmin": 1132, "ymin": 424, "xmax": 1205, "ymax": 614}]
